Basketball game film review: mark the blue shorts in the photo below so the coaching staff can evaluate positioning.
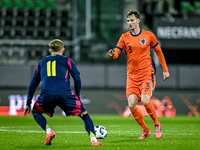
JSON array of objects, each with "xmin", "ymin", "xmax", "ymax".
[{"xmin": 33, "ymin": 91, "xmax": 86, "ymax": 117}]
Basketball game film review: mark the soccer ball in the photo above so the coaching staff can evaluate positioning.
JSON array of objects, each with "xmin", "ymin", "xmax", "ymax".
[{"xmin": 94, "ymin": 125, "xmax": 107, "ymax": 139}]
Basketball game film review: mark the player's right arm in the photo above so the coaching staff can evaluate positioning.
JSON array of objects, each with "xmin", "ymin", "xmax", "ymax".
[
  {"xmin": 107, "ymin": 49, "xmax": 115, "ymax": 56},
  {"xmin": 24, "ymin": 65, "xmax": 40, "ymax": 117},
  {"xmin": 108, "ymin": 34, "xmax": 124, "ymax": 59},
  {"xmin": 107, "ymin": 48, "xmax": 122, "ymax": 59},
  {"xmin": 26, "ymin": 64, "xmax": 41, "ymax": 107},
  {"xmin": 24, "ymin": 106, "xmax": 31, "ymax": 117}
]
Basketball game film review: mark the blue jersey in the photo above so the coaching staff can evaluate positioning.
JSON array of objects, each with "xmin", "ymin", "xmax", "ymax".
[{"xmin": 26, "ymin": 55, "xmax": 81, "ymax": 107}]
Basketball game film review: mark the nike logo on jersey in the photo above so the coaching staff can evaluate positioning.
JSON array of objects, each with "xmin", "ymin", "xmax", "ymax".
[{"xmin": 126, "ymin": 42, "xmax": 131, "ymax": 44}]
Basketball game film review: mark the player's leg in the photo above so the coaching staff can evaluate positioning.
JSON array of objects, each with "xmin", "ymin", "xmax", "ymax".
[
  {"xmin": 32, "ymin": 108, "xmax": 56, "ymax": 145},
  {"xmin": 127, "ymin": 94, "xmax": 151, "ymax": 139},
  {"xmin": 32, "ymin": 99, "xmax": 56, "ymax": 145},
  {"xmin": 128, "ymin": 94, "xmax": 149, "ymax": 130},
  {"xmin": 32, "ymin": 108, "xmax": 47, "ymax": 131},
  {"xmin": 141, "ymin": 94, "xmax": 159, "ymax": 125},
  {"xmin": 59, "ymin": 92, "xmax": 102, "ymax": 146},
  {"xmin": 79, "ymin": 111, "xmax": 103, "ymax": 146},
  {"xmin": 141, "ymin": 77, "xmax": 162, "ymax": 139},
  {"xmin": 141, "ymin": 94, "xmax": 162, "ymax": 139}
]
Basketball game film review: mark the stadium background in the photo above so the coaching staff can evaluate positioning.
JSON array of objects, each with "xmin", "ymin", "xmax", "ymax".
[{"xmin": 0, "ymin": 0, "xmax": 199, "ymax": 117}]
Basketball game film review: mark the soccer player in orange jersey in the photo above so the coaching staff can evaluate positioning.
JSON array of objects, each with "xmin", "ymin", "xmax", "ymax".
[{"xmin": 108, "ymin": 9, "xmax": 170, "ymax": 139}]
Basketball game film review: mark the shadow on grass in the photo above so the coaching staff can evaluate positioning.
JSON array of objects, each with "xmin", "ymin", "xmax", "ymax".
[{"xmin": 108, "ymin": 134, "xmax": 153, "ymax": 144}]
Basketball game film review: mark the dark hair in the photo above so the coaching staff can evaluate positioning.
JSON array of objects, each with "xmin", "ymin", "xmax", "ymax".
[
  {"xmin": 127, "ymin": 9, "xmax": 140, "ymax": 19},
  {"xmin": 49, "ymin": 39, "xmax": 64, "ymax": 52}
]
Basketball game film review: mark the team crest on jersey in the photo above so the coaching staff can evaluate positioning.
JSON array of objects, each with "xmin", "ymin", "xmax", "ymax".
[{"xmin": 140, "ymin": 39, "xmax": 146, "ymax": 45}]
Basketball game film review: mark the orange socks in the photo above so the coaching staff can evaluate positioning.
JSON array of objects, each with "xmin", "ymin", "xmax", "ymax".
[
  {"xmin": 130, "ymin": 107, "xmax": 148, "ymax": 131},
  {"xmin": 130, "ymin": 102, "xmax": 159, "ymax": 130},
  {"xmin": 144, "ymin": 102, "xmax": 159, "ymax": 126}
]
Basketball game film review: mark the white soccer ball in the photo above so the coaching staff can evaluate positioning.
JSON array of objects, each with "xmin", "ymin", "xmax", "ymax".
[{"xmin": 94, "ymin": 125, "xmax": 107, "ymax": 139}]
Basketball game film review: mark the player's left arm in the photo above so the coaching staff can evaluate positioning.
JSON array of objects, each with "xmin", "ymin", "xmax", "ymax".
[
  {"xmin": 163, "ymin": 72, "xmax": 170, "ymax": 81},
  {"xmin": 151, "ymin": 33, "xmax": 170, "ymax": 81},
  {"xmin": 68, "ymin": 58, "xmax": 81, "ymax": 97}
]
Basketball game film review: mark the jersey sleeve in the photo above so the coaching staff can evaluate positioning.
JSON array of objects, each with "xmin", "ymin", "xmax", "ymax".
[
  {"xmin": 150, "ymin": 33, "xmax": 169, "ymax": 72},
  {"xmin": 26, "ymin": 64, "xmax": 41, "ymax": 107},
  {"xmin": 68, "ymin": 58, "xmax": 81, "ymax": 98},
  {"xmin": 110, "ymin": 34, "xmax": 124, "ymax": 59}
]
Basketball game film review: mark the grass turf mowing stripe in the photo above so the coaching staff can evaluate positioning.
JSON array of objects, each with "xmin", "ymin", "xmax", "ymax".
[
  {"xmin": 0, "ymin": 127, "xmax": 200, "ymax": 135},
  {"xmin": 0, "ymin": 115, "xmax": 200, "ymax": 150}
]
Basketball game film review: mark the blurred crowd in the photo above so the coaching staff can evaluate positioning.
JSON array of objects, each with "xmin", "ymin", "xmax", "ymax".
[{"xmin": 141, "ymin": 0, "xmax": 200, "ymax": 28}]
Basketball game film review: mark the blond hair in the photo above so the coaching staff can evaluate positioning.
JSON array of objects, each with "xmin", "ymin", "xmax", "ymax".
[
  {"xmin": 49, "ymin": 39, "xmax": 64, "ymax": 52},
  {"xmin": 127, "ymin": 9, "xmax": 140, "ymax": 19}
]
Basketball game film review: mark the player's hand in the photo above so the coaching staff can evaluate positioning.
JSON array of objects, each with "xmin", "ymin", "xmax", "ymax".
[
  {"xmin": 24, "ymin": 106, "xmax": 31, "ymax": 117},
  {"xmin": 163, "ymin": 72, "xmax": 170, "ymax": 81},
  {"xmin": 107, "ymin": 49, "xmax": 115, "ymax": 57}
]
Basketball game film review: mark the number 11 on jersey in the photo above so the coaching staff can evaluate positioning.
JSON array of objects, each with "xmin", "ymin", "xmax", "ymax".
[{"xmin": 47, "ymin": 60, "xmax": 56, "ymax": 77}]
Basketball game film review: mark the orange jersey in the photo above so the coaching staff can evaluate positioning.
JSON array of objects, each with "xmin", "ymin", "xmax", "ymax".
[
  {"xmin": 111, "ymin": 29, "xmax": 168, "ymax": 98},
  {"xmin": 111, "ymin": 29, "xmax": 168, "ymax": 78}
]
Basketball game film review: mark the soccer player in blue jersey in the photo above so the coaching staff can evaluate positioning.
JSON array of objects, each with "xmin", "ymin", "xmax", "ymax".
[{"xmin": 24, "ymin": 39, "xmax": 102, "ymax": 146}]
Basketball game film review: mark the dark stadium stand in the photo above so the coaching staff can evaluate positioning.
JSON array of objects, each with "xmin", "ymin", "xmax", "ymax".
[
  {"xmin": 0, "ymin": 0, "xmax": 70, "ymax": 40},
  {"xmin": 0, "ymin": 0, "xmax": 71, "ymax": 64},
  {"xmin": 0, "ymin": 9, "xmax": 70, "ymax": 40}
]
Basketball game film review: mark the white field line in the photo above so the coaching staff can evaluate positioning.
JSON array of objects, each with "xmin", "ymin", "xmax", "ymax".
[{"xmin": 0, "ymin": 127, "xmax": 200, "ymax": 135}]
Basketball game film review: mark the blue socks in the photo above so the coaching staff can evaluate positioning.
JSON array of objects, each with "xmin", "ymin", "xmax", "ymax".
[
  {"xmin": 81, "ymin": 113, "xmax": 95, "ymax": 136},
  {"xmin": 32, "ymin": 110, "xmax": 96, "ymax": 137},
  {"xmin": 32, "ymin": 110, "xmax": 47, "ymax": 131}
]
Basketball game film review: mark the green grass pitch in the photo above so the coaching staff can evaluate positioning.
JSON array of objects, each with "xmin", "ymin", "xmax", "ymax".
[{"xmin": 0, "ymin": 115, "xmax": 200, "ymax": 150}]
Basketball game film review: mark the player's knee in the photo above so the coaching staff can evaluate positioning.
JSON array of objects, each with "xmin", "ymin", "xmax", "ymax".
[
  {"xmin": 79, "ymin": 111, "xmax": 88, "ymax": 118},
  {"xmin": 127, "ymin": 99, "xmax": 138, "ymax": 109},
  {"xmin": 32, "ymin": 108, "xmax": 42, "ymax": 115},
  {"xmin": 128, "ymin": 104, "xmax": 136, "ymax": 109},
  {"xmin": 32, "ymin": 108, "xmax": 36, "ymax": 114},
  {"xmin": 127, "ymin": 94, "xmax": 138, "ymax": 109},
  {"xmin": 141, "ymin": 94, "xmax": 151, "ymax": 104},
  {"xmin": 141, "ymin": 100, "xmax": 150, "ymax": 104}
]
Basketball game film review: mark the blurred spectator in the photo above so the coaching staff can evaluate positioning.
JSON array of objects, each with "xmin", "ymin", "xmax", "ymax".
[
  {"xmin": 161, "ymin": 0, "xmax": 176, "ymax": 21},
  {"xmin": 194, "ymin": 0, "xmax": 200, "ymax": 13},
  {"xmin": 173, "ymin": 0, "xmax": 181, "ymax": 14},
  {"xmin": 174, "ymin": 0, "xmax": 194, "ymax": 14},
  {"xmin": 159, "ymin": 0, "xmax": 200, "ymax": 21},
  {"xmin": 143, "ymin": 0, "xmax": 158, "ymax": 28},
  {"xmin": 173, "ymin": 0, "xmax": 200, "ymax": 17}
]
